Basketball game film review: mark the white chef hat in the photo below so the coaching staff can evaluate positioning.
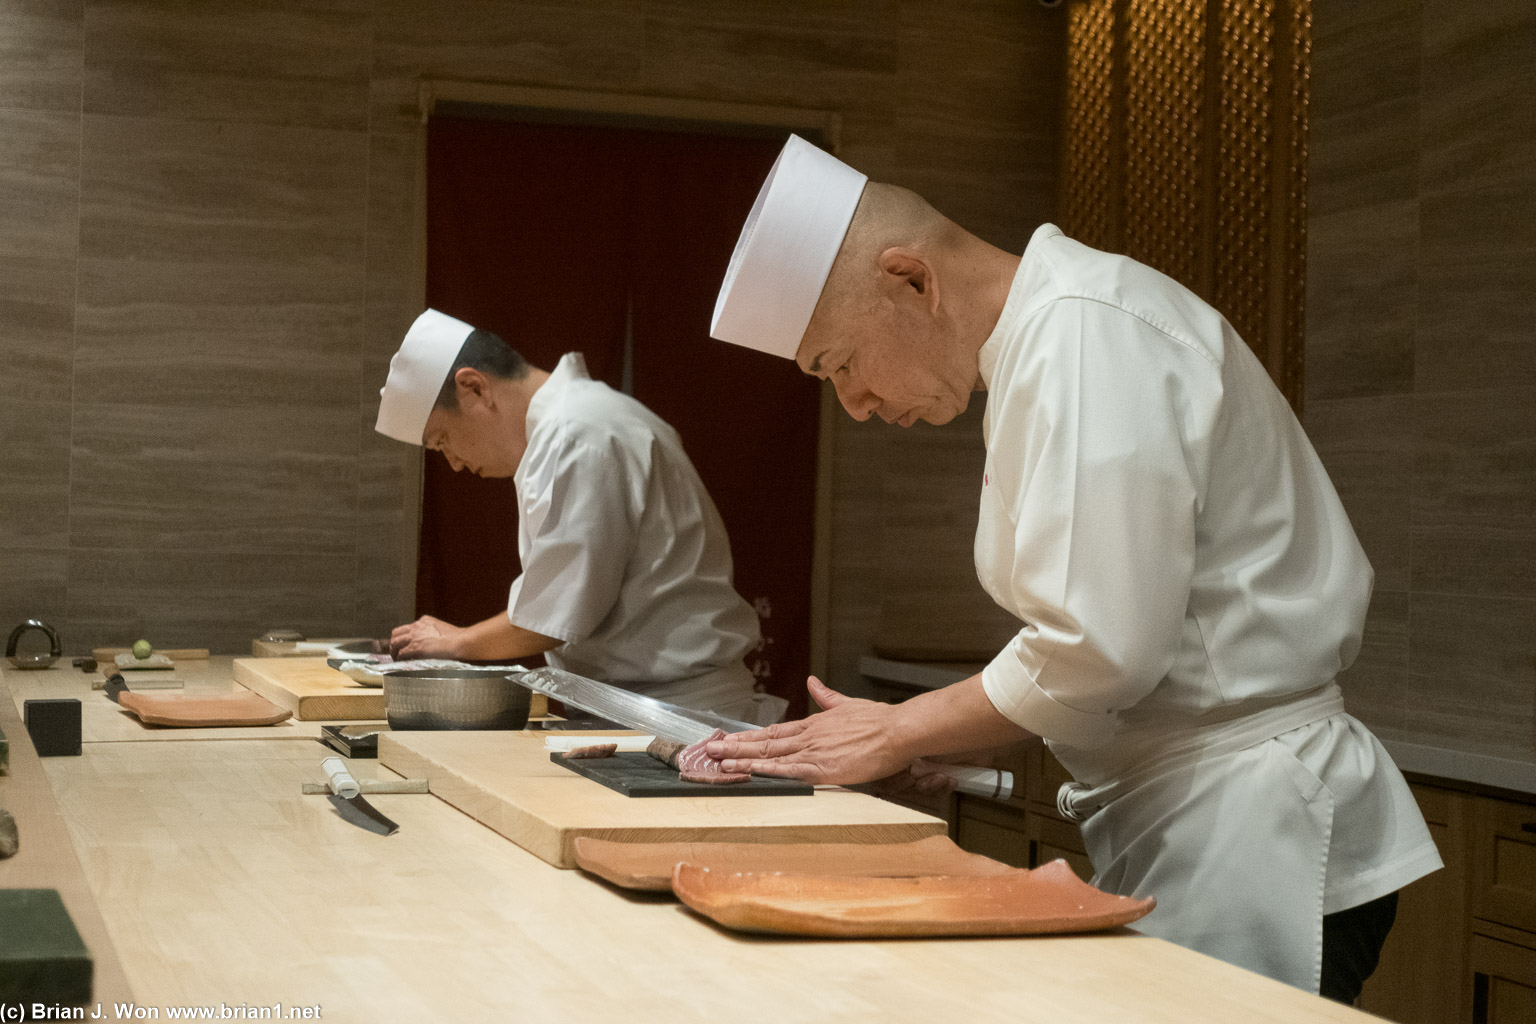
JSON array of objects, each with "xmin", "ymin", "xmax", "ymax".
[
  {"xmin": 711, "ymin": 135, "xmax": 868, "ymax": 360},
  {"xmin": 375, "ymin": 308, "xmax": 475, "ymax": 444}
]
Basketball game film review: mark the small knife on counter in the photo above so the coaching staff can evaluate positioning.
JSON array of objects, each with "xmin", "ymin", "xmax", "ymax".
[
  {"xmin": 320, "ymin": 756, "xmax": 400, "ymax": 836},
  {"xmin": 512, "ymin": 667, "xmax": 1013, "ymax": 801}
]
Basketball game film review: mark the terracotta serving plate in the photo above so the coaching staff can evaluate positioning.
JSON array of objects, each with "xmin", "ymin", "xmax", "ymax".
[
  {"xmin": 574, "ymin": 835, "xmax": 1018, "ymax": 892},
  {"xmin": 117, "ymin": 691, "xmax": 292, "ymax": 728},
  {"xmin": 671, "ymin": 859, "xmax": 1156, "ymax": 938}
]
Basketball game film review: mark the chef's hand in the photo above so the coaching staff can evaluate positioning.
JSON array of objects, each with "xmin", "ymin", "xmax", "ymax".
[
  {"xmin": 704, "ymin": 676, "xmax": 915, "ymax": 785},
  {"xmin": 390, "ymin": 615, "xmax": 464, "ymax": 659}
]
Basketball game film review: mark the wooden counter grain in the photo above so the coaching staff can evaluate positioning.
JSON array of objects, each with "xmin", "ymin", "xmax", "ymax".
[
  {"xmin": 0, "ymin": 675, "xmax": 135, "ymax": 1010},
  {"xmin": 0, "ymin": 688, "xmax": 1382, "ymax": 1024},
  {"xmin": 4, "ymin": 658, "xmax": 341, "ymax": 742}
]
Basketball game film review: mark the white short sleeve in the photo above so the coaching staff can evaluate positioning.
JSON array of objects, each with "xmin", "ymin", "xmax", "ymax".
[{"xmin": 508, "ymin": 433, "xmax": 643, "ymax": 643}]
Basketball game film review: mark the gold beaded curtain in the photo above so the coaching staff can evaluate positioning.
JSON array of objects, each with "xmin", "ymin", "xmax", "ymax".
[{"xmin": 1061, "ymin": 0, "xmax": 1312, "ymax": 411}]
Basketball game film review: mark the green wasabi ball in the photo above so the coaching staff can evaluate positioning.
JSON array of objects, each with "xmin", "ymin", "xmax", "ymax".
[{"xmin": 132, "ymin": 639, "xmax": 152, "ymax": 660}]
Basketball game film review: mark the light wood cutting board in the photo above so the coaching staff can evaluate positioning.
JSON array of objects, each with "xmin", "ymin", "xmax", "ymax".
[
  {"xmin": 232, "ymin": 657, "xmax": 384, "ymax": 721},
  {"xmin": 379, "ymin": 730, "xmax": 947, "ymax": 868}
]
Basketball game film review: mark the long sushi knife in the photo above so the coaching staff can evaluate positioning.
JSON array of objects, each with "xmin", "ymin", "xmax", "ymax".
[
  {"xmin": 512, "ymin": 667, "xmax": 1012, "ymax": 800},
  {"xmin": 515, "ymin": 667, "xmax": 744, "ymax": 746},
  {"xmin": 320, "ymin": 757, "xmax": 400, "ymax": 836}
]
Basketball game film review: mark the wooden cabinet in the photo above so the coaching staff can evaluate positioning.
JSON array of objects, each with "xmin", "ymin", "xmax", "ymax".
[
  {"xmin": 1359, "ymin": 782, "xmax": 1536, "ymax": 1024},
  {"xmin": 1359, "ymin": 784, "xmax": 1470, "ymax": 1024},
  {"xmin": 1469, "ymin": 931, "xmax": 1536, "ymax": 1023},
  {"xmin": 1472, "ymin": 797, "xmax": 1536, "ymax": 934},
  {"xmin": 952, "ymin": 742, "xmax": 1093, "ymax": 879},
  {"xmin": 1030, "ymin": 810, "xmax": 1094, "ymax": 880},
  {"xmin": 955, "ymin": 795, "xmax": 1032, "ymax": 868}
]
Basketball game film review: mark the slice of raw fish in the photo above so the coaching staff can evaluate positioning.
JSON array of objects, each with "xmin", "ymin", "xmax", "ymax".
[
  {"xmin": 647, "ymin": 736, "xmax": 686, "ymax": 767},
  {"xmin": 563, "ymin": 743, "xmax": 618, "ymax": 759},
  {"xmin": 680, "ymin": 769, "xmax": 750, "ymax": 785},
  {"xmin": 676, "ymin": 729, "xmax": 751, "ymax": 784}
]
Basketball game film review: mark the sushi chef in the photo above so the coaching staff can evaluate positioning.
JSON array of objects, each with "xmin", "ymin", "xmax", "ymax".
[
  {"xmin": 704, "ymin": 135, "xmax": 1442, "ymax": 1000},
  {"xmin": 376, "ymin": 311, "xmax": 781, "ymax": 723}
]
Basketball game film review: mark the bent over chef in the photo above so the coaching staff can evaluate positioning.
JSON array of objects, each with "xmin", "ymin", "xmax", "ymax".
[
  {"xmin": 376, "ymin": 311, "xmax": 781, "ymax": 724},
  {"xmin": 704, "ymin": 136, "xmax": 1442, "ymax": 1000}
]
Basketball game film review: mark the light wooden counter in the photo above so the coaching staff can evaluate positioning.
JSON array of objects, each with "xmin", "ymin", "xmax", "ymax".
[
  {"xmin": 4, "ymin": 657, "xmax": 346, "ymax": 743},
  {"xmin": 0, "ymin": 667, "xmax": 1381, "ymax": 1024}
]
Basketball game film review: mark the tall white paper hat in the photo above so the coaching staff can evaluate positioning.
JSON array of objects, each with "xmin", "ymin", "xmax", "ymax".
[
  {"xmin": 376, "ymin": 309, "xmax": 474, "ymax": 444},
  {"xmin": 711, "ymin": 135, "xmax": 868, "ymax": 359}
]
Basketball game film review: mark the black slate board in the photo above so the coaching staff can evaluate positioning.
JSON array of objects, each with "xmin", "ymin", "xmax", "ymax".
[{"xmin": 551, "ymin": 752, "xmax": 813, "ymax": 798}]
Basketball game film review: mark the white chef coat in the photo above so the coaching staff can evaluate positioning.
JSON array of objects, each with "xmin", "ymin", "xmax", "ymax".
[
  {"xmin": 507, "ymin": 353, "xmax": 768, "ymax": 720},
  {"xmin": 974, "ymin": 225, "xmax": 1441, "ymax": 992}
]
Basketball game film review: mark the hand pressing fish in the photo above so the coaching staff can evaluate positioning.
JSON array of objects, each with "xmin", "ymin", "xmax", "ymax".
[{"xmin": 647, "ymin": 729, "xmax": 750, "ymax": 785}]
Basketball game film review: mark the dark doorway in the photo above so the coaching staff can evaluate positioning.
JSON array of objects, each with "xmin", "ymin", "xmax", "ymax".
[{"xmin": 418, "ymin": 113, "xmax": 820, "ymax": 716}]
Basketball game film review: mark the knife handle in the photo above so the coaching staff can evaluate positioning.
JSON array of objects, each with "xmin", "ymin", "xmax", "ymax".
[
  {"xmin": 320, "ymin": 756, "xmax": 360, "ymax": 799},
  {"xmin": 910, "ymin": 760, "xmax": 1015, "ymax": 801}
]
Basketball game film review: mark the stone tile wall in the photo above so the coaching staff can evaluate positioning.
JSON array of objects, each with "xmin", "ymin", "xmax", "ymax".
[
  {"xmin": 1307, "ymin": 0, "xmax": 1535, "ymax": 761},
  {"xmin": 0, "ymin": 0, "xmax": 1062, "ymax": 665}
]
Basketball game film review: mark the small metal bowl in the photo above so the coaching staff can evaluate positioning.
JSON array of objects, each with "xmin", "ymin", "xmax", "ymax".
[
  {"xmin": 6, "ymin": 618, "xmax": 61, "ymax": 670},
  {"xmin": 383, "ymin": 669, "xmax": 531, "ymax": 731}
]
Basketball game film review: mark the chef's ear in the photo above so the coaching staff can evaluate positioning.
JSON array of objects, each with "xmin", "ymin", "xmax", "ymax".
[
  {"xmin": 876, "ymin": 247, "xmax": 940, "ymax": 314},
  {"xmin": 453, "ymin": 367, "xmax": 492, "ymax": 406}
]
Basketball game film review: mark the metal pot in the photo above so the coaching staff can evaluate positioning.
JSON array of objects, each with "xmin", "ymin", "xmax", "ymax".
[{"xmin": 382, "ymin": 668, "xmax": 531, "ymax": 731}]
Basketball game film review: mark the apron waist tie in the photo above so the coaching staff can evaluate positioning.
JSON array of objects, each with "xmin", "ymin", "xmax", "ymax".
[{"xmin": 1057, "ymin": 681, "xmax": 1346, "ymax": 822}]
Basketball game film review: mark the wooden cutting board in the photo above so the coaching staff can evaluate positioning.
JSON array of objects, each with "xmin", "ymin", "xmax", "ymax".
[
  {"xmin": 231, "ymin": 657, "xmax": 384, "ymax": 721},
  {"xmin": 574, "ymin": 835, "xmax": 1019, "ymax": 892},
  {"xmin": 379, "ymin": 730, "xmax": 947, "ymax": 868}
]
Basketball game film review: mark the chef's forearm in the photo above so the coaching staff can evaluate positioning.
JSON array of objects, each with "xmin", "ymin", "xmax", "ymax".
[
  {"xmin": 454, "ymin": 614, "xmax": 561, "ymax": 660},
  {"xmin": 888, "ymin": 674, "xmax": 1037, "ymax": 762}
]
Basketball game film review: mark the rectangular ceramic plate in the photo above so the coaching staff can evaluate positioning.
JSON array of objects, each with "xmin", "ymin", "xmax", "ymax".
[
  {"xmin": 672, "ymin": 860, "xmax": 1156, "ymax": 938},
  {"xmin": 117, "ymin": 691, "xmax": 292, "ymax": 728}
]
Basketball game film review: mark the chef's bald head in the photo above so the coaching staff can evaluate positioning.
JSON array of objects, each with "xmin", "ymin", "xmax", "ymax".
[
  {"xmin": 807, "ymin": 183, "xmax": 953, "ymax": 345},
  {"xmin": 435, "ymin": 329, "xmax": 530, "ymax": 412},
  {"xmin": 796, "ymin": 182, "xmax": 1008, "ymax": 427},
  {"xmin": 711, "ymin": 135, "xmax": 1008, "ymax": 426}
]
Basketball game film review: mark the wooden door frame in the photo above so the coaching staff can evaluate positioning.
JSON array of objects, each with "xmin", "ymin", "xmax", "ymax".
[{"xmin": 405, "ymin": 80, "xmax": 843, "ymax": 681}]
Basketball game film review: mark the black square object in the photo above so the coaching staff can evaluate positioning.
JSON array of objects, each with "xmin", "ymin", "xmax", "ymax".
[
  {"xmin": 319, "ymin": 723, "xmax": 387, "ymax": 759},
  {"xmin": 23, "ymin": 699, "xmax": 81, "ymax": 757},
  {"xmin": 0, "ymin": 889, "xmax": 93, "ymax": 1006}
]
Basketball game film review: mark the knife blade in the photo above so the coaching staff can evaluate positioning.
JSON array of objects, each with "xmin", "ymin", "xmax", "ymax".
[
  {"xmin": 321, "ymin": 756, "xmax": 399, "ymax": 836},
  {"xmin": 515, "ymin": 667, "xmax": 754, "ymax": 745},
  {"xmin": 511, "ymin": 668, "xmax": 1013, "ymax": 801}
]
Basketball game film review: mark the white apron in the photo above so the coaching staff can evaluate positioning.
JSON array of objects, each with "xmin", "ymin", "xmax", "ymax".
[{"xmin": 1057, "ymin": 684, "xmax": 1344, "ymax": 992}]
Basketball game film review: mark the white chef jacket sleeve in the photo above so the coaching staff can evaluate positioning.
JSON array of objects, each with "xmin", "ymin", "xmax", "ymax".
[
  {"xmin": 506, "ymin": 433, "xmax": 642, "ymax": 643},
  {"xmin": 981, "ymin": 298, "xmax": 1219, "ymax": 750}
]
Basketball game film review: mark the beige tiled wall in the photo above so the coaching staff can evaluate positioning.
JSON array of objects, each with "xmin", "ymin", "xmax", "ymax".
[
  {"xmin": 0, "ymin": 0, "xmax": 1062, "ymax": 664},
  {"xmin": 1307, "ymin": 0, "xmax": 1536, "ymax": 762}
]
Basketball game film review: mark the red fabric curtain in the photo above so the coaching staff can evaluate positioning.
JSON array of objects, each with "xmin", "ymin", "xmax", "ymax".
[
  {"xmin": 420, "ymin": 116, "xmax": 819, "ymax": 715},
  {"xmin": 420, "ymin": 117, "xmax": 632, "ymax": 629},
  {"xmin": 627, "ymin": 135, "xmax": 820, "ymax": 717}
]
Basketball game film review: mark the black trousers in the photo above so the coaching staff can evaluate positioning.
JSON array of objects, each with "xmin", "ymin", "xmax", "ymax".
[{"xmin": 1320, "ymin": 890, "xmax": 1399, "ymax": 1004}]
